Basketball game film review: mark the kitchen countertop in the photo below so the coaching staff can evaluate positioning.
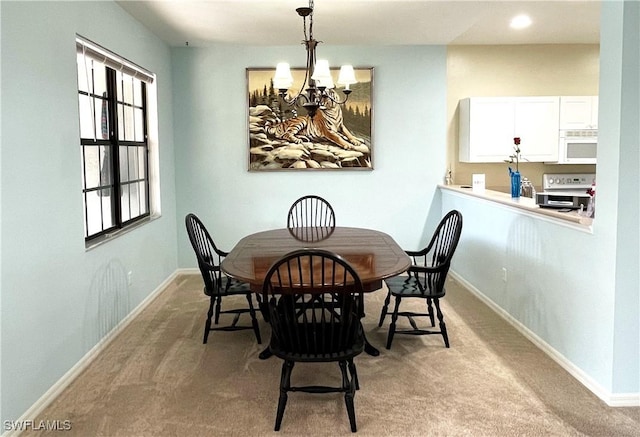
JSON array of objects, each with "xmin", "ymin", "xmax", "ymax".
[{"xmin": 439, "ymin": 185, "xmax": 593, "ymax": 229}]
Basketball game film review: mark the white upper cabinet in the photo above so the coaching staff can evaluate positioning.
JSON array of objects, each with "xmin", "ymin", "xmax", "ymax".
[
  {"xmin": 459, "ymin": 97, "xmax": 560, "ymax": 163},
  {"xmin": 514, "ymin": 97, "xmax": 561, "ymax": 161},
  {"xmin": 459, "ymin": 98, "xmax": 514, "ymax": 163},
  {"xmin": 559, "ymin": 96, "xmax": 599, "ymax": 129}
]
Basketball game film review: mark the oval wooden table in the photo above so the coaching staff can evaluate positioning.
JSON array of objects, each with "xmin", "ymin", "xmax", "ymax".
[{"xmin": 221, "ymin": 226, "xmax": 412, "ymax": 357}]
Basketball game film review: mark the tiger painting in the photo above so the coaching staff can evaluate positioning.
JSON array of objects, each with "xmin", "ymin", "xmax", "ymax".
[{"xmin": 265, "ymin": 92, "xmax": 365, "ymax": 150}]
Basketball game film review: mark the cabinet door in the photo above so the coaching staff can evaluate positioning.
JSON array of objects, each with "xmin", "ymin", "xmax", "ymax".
[
  {"xmin": 590, "ymin": 97, "xmax": 598, "ymax": 129},
  {"xmin": 560, "ymin": 96, "xmax": 598, "ymax": 129},
  {"xmin": 461, "ymin": 98, "xmax": 515, "ymax": 162},
  {"xmin": 514, "ymin": 97, "xmax": 560, "ymax": 162}
]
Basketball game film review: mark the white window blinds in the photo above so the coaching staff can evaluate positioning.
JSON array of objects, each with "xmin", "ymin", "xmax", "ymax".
[{"xmin": 76, "ymin": 35, "xmax": 155, "ymax": 84}]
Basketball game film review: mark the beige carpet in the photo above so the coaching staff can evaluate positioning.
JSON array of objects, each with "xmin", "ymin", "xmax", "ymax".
[{"xmin": 23, "ymin": 275, "xmax": 640, "ymax": 436}]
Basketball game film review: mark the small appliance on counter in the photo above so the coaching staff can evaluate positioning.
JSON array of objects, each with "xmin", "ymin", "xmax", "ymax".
[
  {"xmin": 536, "ymin": 173, "xmax": 595, "ymax": 210},
  {"xmin": 520, "ymin": 177, "xmax": 536, "ymax": 198}
]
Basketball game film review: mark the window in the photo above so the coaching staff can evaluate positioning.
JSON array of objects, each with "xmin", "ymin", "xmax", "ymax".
[{"xmin": 76, "ymin": 37, "xmax": 155, "ymax": 242}]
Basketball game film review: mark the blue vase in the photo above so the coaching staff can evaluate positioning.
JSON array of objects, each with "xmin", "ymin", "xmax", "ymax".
[{"xmin": 510, "ymin": 171, "xmax": 521, "ymax": 198}]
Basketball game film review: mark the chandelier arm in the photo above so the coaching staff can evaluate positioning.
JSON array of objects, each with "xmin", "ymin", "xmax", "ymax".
[
  {"xmin": 279, "ymin": 53, "xmax": 312, "ymax": 106},
  {"xmin": 280, "ymin": 91, "xmax": 310, "ymax": 106},
  {"xmin": 305, "ymin": 37, "xmax": 314, "ymax": 87},
  {"xmin": 277, "ymin": 42, "xmax": 312, "ymax": 107},
  {"xmin": 322, "ymin": 91, "xmax": 351, "ymax": 105}
]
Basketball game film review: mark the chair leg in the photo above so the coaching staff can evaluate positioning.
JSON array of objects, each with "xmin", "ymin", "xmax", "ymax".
[
  {"xmin": 203, "ymin": 295, "xmax": 215, "ymax": 344},
  {"xmin": 258, "ymin": 299, "xmax": 270, "ymax": 323},
  {"xmin": 378, "ymin": 290, "xmax": 392, "ymax": 327},
  {"xmin": 426, "ymin": 297, "xmax": 435, "ymax": 327},
  {"xmin": 386, "ymin": 296, "xmax": 402, "ymax": 349},
  {"xmin": 339, "ymin": 360, "xmax": 349, "ymax": 390},
  {"xmin": 275, "ymin": 361, "xmax": 293, "ymax": 431},
  {"xmin": 246, "ymin": 294, "xmax": 262, "ymax": 344},
  {"xmin": 255, "ymin": 294, "xmax": 268, "ymax": 322},
  {"xmin": 434, "ymin": 298, "xmax": 450, "ymax": 348},
  {"xmin": 347, "ymin": 358, "xmax": 359, "ymax": 390},
  {"xmin": 214, "ymin": 296, "xmax": 222, "ymax": 325},
  {"xmin": 340, "ymin": 361, "xmax": 357, "ymax": 432}
]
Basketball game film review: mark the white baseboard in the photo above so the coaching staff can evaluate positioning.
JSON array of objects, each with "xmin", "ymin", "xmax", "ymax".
[
  {"xmin": 608, "ymin": 392, "xmax": 640, "ymax": 407},
  {"xmin": 449, "ymin": 270, "xmax": 640, "ymax": 407},
  {"xmin": 175, "ymin": 267, "xmax": 200, "ymax": 276},
  {"xmin": 2, "ymin": 271, "xmax": 180, "ymax": 437}
]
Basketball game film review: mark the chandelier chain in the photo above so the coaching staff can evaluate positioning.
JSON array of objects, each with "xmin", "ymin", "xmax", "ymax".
[{"xmin": 309, "ymin": 0, "xmax": 314, "ymax": 40}]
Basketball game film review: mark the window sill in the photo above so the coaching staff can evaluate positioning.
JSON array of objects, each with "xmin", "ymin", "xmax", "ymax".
[{"xmin": 85, "ymin": 213, "xmax": 161, "ymax": 251}]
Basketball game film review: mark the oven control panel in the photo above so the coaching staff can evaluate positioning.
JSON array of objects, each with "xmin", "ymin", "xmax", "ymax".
[{"xmin": 543, "ymin": 173, "xmax": 595, "ymax": 191}]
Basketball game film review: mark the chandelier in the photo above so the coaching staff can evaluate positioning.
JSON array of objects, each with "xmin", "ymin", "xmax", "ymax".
[{"xmin": 272, "ymin": 0, "xmax": 357, "ymax": 117}]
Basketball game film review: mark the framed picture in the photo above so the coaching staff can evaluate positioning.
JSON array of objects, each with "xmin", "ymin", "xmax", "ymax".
[{"xmin": 247, "ymin": 67, "xmax": 373, "ymax": 171}]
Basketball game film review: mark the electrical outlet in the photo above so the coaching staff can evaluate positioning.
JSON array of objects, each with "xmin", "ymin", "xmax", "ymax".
[
  {"xmin": 127, "ymin": 271, "xmax": 133, "ymax": 285},
  {"xmin": 501, "ymin": 268, "xmax": 507, "ymax": 282}
]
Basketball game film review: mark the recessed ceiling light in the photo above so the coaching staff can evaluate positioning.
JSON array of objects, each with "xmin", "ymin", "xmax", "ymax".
[{"xmin": 510, "ymin": 14, "xmax": 532, "ymax": 30}]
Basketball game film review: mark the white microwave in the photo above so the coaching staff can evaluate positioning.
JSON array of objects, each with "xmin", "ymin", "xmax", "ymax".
[{"xmin": 557, "ymin": 129, "xmax": 597, "ymax": 164}]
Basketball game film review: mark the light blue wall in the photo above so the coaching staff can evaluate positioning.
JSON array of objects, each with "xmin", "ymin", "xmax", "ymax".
[
  {"xmin": 443, "ymin": 192, "xmax": 617, "ymax": 393},
  {"xmin": 173, "ymin": 44, "xmax": 448, "ymax": 266},
  {"xmin": 1, "ymin": 1, "xmax": 177, "ymax": 423},
  {"xmin": 443, "ymin": 0, "xmax": 639, "ymax": 401},
  {"xmin": 606, "ymin": 0, "xmax": 640, "ymax": 394}
]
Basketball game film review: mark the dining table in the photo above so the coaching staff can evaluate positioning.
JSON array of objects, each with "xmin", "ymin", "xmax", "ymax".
[{"xmin": 221, "ymin": 226, "xmax": 412, "ymax": 357}]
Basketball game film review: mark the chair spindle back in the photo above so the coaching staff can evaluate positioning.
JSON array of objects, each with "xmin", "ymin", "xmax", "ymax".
[
  {"xmin": 287, "ymin": 195, "xmax": 336, "ymax": 229},
  {"xmin": 262, "ymin": 249, "xmax": 363, "ymax": 356},
  {"xmin": 410, "ymin": 210, "xmax": 463, "ymax": 293},
  {"xmin": 185, "ymin": 213, "xmax": 225, "ymax": 294}
]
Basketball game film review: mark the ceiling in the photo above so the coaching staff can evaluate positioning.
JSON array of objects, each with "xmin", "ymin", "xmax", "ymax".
[{"xmin": 117, "ymin": 0, "xmax": 601, "ymax": 47}]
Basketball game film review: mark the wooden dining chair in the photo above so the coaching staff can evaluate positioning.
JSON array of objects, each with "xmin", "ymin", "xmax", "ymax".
[
  {"xmin": 378, "ymin": 210, "xmax": 463, "ymax": 349},
  {"xmin": 287, "ymin": 195, "xmax": 335, "ymax": 229},
  {"xmin": 262, "ymin": 249, "xmax": 365, "ymax": 433},
  {"xmin": 185, "ymin": 213, "xmax": 261, "ymax": 345}
]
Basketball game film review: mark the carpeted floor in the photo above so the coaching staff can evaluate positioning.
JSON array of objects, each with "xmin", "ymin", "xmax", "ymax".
[{"xmin": 23, "ymin": 275, "xmax": 640, "ymax": 436}]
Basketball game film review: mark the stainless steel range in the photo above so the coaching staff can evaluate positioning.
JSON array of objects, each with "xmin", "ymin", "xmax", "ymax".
[{"xmin": 536, "ymin": 173, "xmax": 595, "ymax": 209}]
